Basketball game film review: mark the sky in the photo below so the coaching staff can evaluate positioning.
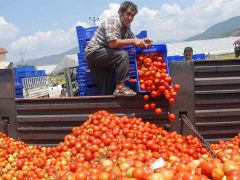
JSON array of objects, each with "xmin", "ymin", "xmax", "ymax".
[{"xmin": 0, "ymin": 0, "xmax": 240, "ymax": 63}]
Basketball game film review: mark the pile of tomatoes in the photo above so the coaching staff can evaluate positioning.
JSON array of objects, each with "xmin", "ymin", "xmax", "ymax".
[
  {"xmin": 0, "ymin": 110, "xmax": 239, "ymax": 180},
  {"xmin": 136, "ymin": 52, "xmax": 180, "ymax": 120}
]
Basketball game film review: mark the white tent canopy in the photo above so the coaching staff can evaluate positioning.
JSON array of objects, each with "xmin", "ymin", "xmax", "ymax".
[{"xmin": 167, "ymin": 36, "xmax": 240, "ymax": 56}]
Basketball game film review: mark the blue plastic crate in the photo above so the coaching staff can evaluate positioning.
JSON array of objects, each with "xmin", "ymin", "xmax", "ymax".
[
  {"xmin": 31, "ymin": 70, "xmax": 46, "ymax": 77},
  {"xmin": 77, "ymin": 76, "xmax": 96, "ymax": 86},
  {"xmin": 192, "ymin": 53, "xmax": 206, "ymax": 60},
  {"xmin": 135, "ymin": 44, "xmax": 168, "ymax": 93},
  {"xmin": 80, "ymin": 91, "xmax": 101, "ymax": 96},
  {"xmin": 14, "ymin": 66, "xmax": 35, "ymax": 73},
  {"xmin": 16, "ymin": 94, "xmax": 23, "ymax": 98},
  {"xmin": 136, "ymin": 30, "xmax": 147, "ymax": 39},
  {"xmin": 15, "ymin": 70, "xmax": 46, "ymax": 78},
  {"xmin": 128, "ymin": 70, "xmax": 136, "ymax": 77},
  {"xmin": 15, "ymin": 88, "xmax": 23, "ymax": 95},
  {"xmin": 76, "ymin": 26, "xmax": 98, "ymax": 41},
  {"xmin": 15, "ymin": 82, "xmax": 23, "ymax": 89},
  {"xmin": 79, "ymin": 85, "xmax": 100, "ymax": 96},
  {"xmin": 78, "ymin": 40, "xmax": 89, "ymax": 52},
  {"xmin": 15, "ymin": 71, "xmax": 33, "ymax": 78}
]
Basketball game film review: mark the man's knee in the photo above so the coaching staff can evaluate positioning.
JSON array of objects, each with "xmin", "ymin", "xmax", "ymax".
[{"xmin": 117, "ymin": 50, "xmax": 129, "ymax": 63}]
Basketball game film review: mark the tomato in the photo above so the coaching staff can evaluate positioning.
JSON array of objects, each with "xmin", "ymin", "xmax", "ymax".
[
  {"xmin": 150, "ymin": 103, "xmax": 156, "ymax": 110},
  {"xmin": 151, "ymin": 91, "xmax": 158, "ymax": 98},
  {"xmin": 174, "ymin": 84, "xmax": 181, "ymax": 91},
  {"xmin": 168, "ymin": 113, "xmax": 176, "ymax": 121},
  {"xmin": 143, "ymin": 94, "xmax": 149, "ymax": 101},
  {"xmin": 155, "ymin": 108, "xmax": 162, "ymax": 115},
  {"xmin": 84, "ymin": 150, "xmax": 93, "ymax": 161},
  {"xmin": 132, "ymin": 167, "xmax": 146, "ymax": 180},
  {"xmin": 144, "ymin": 104, "xmax": 150, "ymax": 110},
  {"xmin": 69, "ymin": 162, "xmax": 77, "ymax": 172},
  {"xmin": 212, "ymin": 168, "xmax": 224, "ymax": 180},
  {"xmin": 169, "ymin": 98, "xmax": 175, "ymax": 105},
  {"xmin": 16, "ymin": 159, "xmax": 24, "ymax": 170},
  {"xmin": 200, "ymin": 161, "xmax": 216, "ymax": 178},
  {"xmin": 75, "ymin": 171, "xmax": 88, "ymax": 180}
]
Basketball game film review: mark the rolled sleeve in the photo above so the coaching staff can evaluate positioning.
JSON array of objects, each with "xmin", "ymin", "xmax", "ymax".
[{"xmin": 105, "ymin": 17, "xmax": 121, "ymax": 42}]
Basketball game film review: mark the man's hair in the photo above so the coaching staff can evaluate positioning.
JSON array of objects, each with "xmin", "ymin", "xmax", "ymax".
[
  {"xmin": 184, "ymin": 47, "xmax": 193, "ymax": 53},
  {"xmin": 118, "ymin": 1, "xmax": 138, "ymax": 14}
]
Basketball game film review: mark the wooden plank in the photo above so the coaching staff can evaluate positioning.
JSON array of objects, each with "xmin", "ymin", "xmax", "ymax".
[
  {"xmin": 200, "ymin": 130, "xmax": 239, "ymax": 136},
  {"xmin": 195, "ymin": 108, "xmax": 240, "ymax": 117},
  {"xmin": 195, "ymin": 89, "xmax": 240, "ymax": 95},
  {"xmin": 195, "ymin": 98, "xmax": 240, "ymax": 105},
  {"xmin": 19, "ymin": 133, "xmax": 66, "ymax": 140},
  {"xmin": 196, "ymin": 121, "xmax": 240, "ymax": 126},
  {"xmin": 17, "ymin": 114, "xmax": 90, "ymax": 122},
  {"xmin": 194, "ymin": 65, "xmax": 240, "ymax": 73},
  {"xmin": 195, "ymin": 77, "xmax": 240, "ymax": 85},
  {"xmin": 17, "ymin": 127, "xmax": 73, "ymax": 131}
]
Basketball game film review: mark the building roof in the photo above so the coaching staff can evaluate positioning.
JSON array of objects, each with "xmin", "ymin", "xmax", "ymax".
[
  {"xmin": 167, "ymin": 36, "xmax": 240, "ymax": 56},
  {"xmin": 0, "ymin": 48, "xmax": 8, "ymax": 54}
]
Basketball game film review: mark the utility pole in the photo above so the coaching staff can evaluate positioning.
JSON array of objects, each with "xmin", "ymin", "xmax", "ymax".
[
  {"xmin": 89, "ymin": 17, "xmax": 99, "ymax": 27},
  {"xmin": 20, "ymin": 52, "xmax": 26, "ymax": 66}
]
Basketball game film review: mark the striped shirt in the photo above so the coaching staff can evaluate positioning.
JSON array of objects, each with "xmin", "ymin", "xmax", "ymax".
[{"xmin": 85, "ymin": 15, "xmax": 135, "ymax": 56}]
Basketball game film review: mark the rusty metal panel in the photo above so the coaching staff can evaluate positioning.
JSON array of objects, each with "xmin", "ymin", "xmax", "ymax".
[
  {"xmin": 16, "ymin": 96, "xmax": 170, "ymax": 146},
  {"xmin": 170, "ymin": 61, "xmax": 195, "ymax": 135},
  {"xmin": 0, "ymin": 69, "xmax": 15, "ymax": 98},
  {"xmin": 194, "ymin": 60, "xmax": 240, "ymax": 142},
  {"xmin": 0, "ymin": 69, "xmax": 17, "ymax": 138},
  {"xmin": 170, "ymin": 60, "xmax": 240, "ymax": 143}
]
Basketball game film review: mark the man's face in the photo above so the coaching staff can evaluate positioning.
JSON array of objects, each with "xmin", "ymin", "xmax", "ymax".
[
  {"xmin": 119, "ymin": 7, "xmax": 136, "ymax": 27},
  {"xmin": 184, "ymin": 52, "xmax": 193, "ymax": 61}
]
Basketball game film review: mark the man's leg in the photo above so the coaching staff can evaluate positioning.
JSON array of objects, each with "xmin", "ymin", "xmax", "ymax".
[
  {"xmin": 87, "ymin": 47, "xmax": 129, "ymax": 84},
  {"xmin": 86, "ymin": 47, "xmax": 136, "ymax": 96},
  {"xmin": 90, "ymin": 67, "xmax": 115, "ymax": 95}
]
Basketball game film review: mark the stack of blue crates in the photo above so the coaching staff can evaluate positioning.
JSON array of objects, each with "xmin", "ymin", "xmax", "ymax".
[
  {"xmin": 76, "ymin": 25, "xmax": 147, "ymax": 96},
  {"xmin": 14, "ymin": 66, "xmax": 46, "ymax": 98}
]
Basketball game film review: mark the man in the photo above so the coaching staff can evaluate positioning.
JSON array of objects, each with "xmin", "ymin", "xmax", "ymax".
[
  {"xmin": 85, "ymin": 1, "xmax": 152, "ymax": 96},
  {"xmin": 183, "ymin": 47, "xmax": 193, "ymax": 61}
]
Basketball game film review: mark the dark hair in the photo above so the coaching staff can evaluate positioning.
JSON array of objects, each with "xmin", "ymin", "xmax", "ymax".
[
  {"xmin": 118, "ymin": 1, "xmax": 138, "ymax": 14},
  {"xmin": 184, "ymin": 47, "xmax": 193, "ymax": 53}
]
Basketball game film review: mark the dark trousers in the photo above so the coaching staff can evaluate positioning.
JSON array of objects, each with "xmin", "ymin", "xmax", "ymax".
[{"xmin": 86, "ymin": 47, "xmax": 129, "ymax": 95}]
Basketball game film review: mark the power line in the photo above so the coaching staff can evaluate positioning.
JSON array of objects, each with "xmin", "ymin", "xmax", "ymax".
[
  {"xmin": 19, "ymin": 52, "xmax": 26, "ymax": 65},
  {"xmin": 89, "ymin": 17, "xmax": 99, "ymax": 27}
]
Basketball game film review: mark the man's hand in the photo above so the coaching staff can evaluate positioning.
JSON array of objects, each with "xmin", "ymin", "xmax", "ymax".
[
  {"xmin": 134, "ymin": 38, "xmax": 153, "ymax": 49},
  {"xmin": 143, "ymin": 38, "xmax": 153, "ymax": 44}
]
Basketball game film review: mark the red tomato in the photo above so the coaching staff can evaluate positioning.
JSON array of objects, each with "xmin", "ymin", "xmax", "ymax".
[
  {"xmin": 132, "ymin": 167, "xmax": 146, "ymax": 180},
  {"xmin": 84, "ymin": 150, "xmax": 93, "ymax": 161},
  {"xmin": 155, "ymin": 108, "xmax": 162, "ymax": 115},
  {"xmin": 200, "ymin": 161, "xmax": 216, "ymax": 178},
  {"xmin": 144, "ymin": 104, "xmax": 150, "ymax": 110},
  {"xmin": 75, "ymin": 171, "xmax": 88, "ymax": 180},
  {"xmin": 168, "ymin": 113, "xmax": 176, "ymax": 121},
  {"xmin": 174, "ymin": 84, "xmax": 181, "ymax": 91},
  {"xmin": 16, "ymin": 159, "xmax": 24, "ymax": 170},
  {"xmin": 169, "ymin": 98, "xmax": 175, "ymax": 105},
  {"xmin": 143, "ymin": 94, "xmax": 149, "ymax": 101},
  {"xmin": 150, "ymin": 103, "xmax": 156, "ymax": 110}
]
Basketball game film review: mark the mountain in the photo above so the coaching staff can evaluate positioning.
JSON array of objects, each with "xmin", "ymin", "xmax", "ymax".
[
  {"xmin": 21, "ymin": 47, "xmax": 79, "ymax": 66},
  {"xmin": 186, "ymin": 16, "xmax": 240, "ymax": 41}
]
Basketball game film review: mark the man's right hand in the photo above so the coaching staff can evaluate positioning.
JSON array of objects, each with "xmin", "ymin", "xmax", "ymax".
[{"xmin": 134, "ymin": 38, "xmax": 152, "ymax": 49}]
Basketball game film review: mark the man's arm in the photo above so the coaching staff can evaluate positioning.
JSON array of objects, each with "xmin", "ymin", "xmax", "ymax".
[{"xmin": 109, "ymin": 38, "xmax": 152, "ymax": 49}]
